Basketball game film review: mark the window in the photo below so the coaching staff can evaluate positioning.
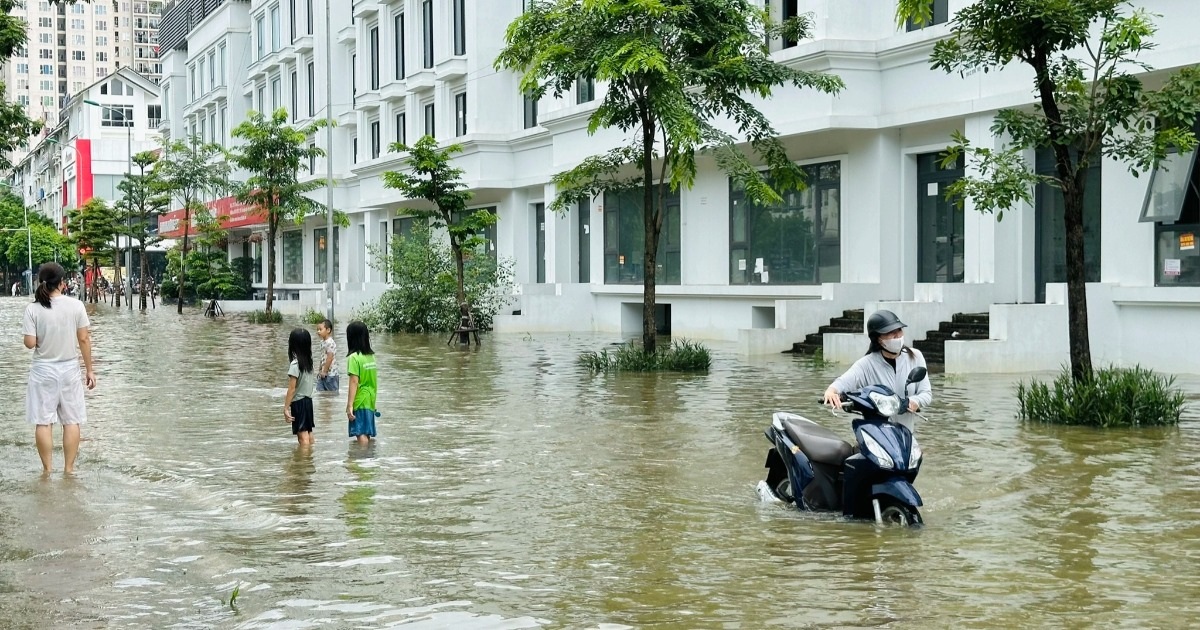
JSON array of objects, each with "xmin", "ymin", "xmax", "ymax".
[
  {"xmin": 271, "ymin": 76, "xmax": 281, "ymax": 111},
  {"xmin": 290, "ymin": 70, "xmax": 298, "ymax": 119},
  {"xmin": 219, "ymin": 44, "xmax": 227, "ymax": 85},
  {"xmin": 370, "ymin": 120, "xmax": 380, "ymax": 158},
  {"xmin": 451, "ymin": 207, "xmax": 497, "ymax": 259},
  {"xmin": 452, "ymin": 0, "xmax": 465, "ymax": 56},
  {"xmin": 219, "ymin": 106, "xmax": 228, "ymax": 147},
  {"xmin": 351, "ymin": 53, "xmax": 356, "ymax": 100},
  {"xmin": 307, "ymin": 61, "xmax": 315, "ymax": 116},
  {"xmin": 394, "ymin": 12, "xmax": 405, "ymax": 79},
  {"xmin": 282, "ymin": 230, "xmax": 303, "ymax": 283},
  {"xmin": 71, "ymin": 19, "xmax": 85, "ymax": 29},
  {"xmin": 208, "ymin": 50, "xmax": 216, "ymax": 89},
  {"xmin": 198, "ymin": 117, "xmax": 207, "ymax": 143},
  {"xmin": 255, "ymin": 16, "xmax": 265, "ymax": 59},
  {"xmin": 906, "ymin": 0, "xmax": 949, "ymax": 31},
  {"xmin": 199, "ymin": 56, "xmax": 207, "ymax": 93},
  {"xmin": 314, "ymin": 227, "xmax": 340, "ymax": 283},
  {"xmin": 189, "ymin": 65, "xmax": 196, "ymax": 100},
  {"xmin": 101, "ymin": 105, "xmax": 135, "ymax": 127},
  {"xmin": 95, "ymin": 20, "xmax": 106, "ymax": 30},
  {"xmin": 523, "ymin": 94, "xmax": 538, "ymax": 129},
  {"xmin": 422, "ymin": 0, "xmax": 433, "ymax": 69},
  {"xmin": 730, "ymin": 162, "xmax": 841, "ymax": 285},
  {"xmin": 576, "ymin": 76, "xmax": 595, "ymax": 104},
  {"xmin": 1034, "ymin": 147, "xmax": 1101, "ymax": 300},
  {"xmin": 94, "ymin": 3, "xmax": 106, "ymax": 13},
  {"xmin": 1145, "ymin": 120, "xmax": 1200, "ymax": 286},
  {"xmin": 146, "ymin": 104, "xmax": 161, "ymax": 126},
  {"xmin": 352, "ymin": 136, "xmax": 358, "ymax": 162},
  {"xmin": 369, "ymin": 26, "xmax": 379, "ymax": 89},
  {"xmin": 782, "ymin": 0, "xmax": 798, "ymax": 48},
  {"xmin": 395, "ymin": 112, "xmax": 406, "ymax": 146},
  {"xmin": 15, "ymin": 63, "xmax": 28, "ymax": 74},
  {"xmin": 96, "ymin": 51, "xmax": 108, "ymax": 62},
  {"xmin": 307, "ymin": 142, "xmax": 316, "ymax": 173},
  {"xmin": 72, "ymin": 50, "xmax": 86, "ymax": 61},
  {"xmin": 270, "ymin": 6, "xmax": 280, "ymax": 51},
  {"xmin": 289, "ymin": 0, "xmax": 296, "ymax": 42},
  {"xmin": 306, "ymin": 0, "xmax": 313, "ymax": 34},
  {"xmin": 209, "ymin": 111, "xmax": 217, "ymax": 142},
  {"xmin": 916, "ymin": 153, "xmax": 965, "ymax": 283},
  {"xmin": 94, "ymin": 35, "xmax": 105, "ymax": 45},
  {"xmin": 40, "ymin": 64, "xmax": 53, "ymax": 75},
  {"xmin": 454, "ymin": 92, "xmax": 467, "ymax": 136},
  {"xmin": 38, "ymin": 48, "xmax": 52, "ymax": 60},
  {"xmin": 258, "ymin": 85, "xmax": 266, "ymax": 112},
  {"xmin": 393, "ymin": 216, "xmax": 416, "ymax": 240},
  {"xmin": 604, "ymin": 186, "xmax": 681, "ymax": 285},
  {"xmin": 423, "ymin": 102, "xmax": 434, "ymax": 138},
  {"xmin": 38, "ymin": 17, "xmax": 52, "ymax": 27}
]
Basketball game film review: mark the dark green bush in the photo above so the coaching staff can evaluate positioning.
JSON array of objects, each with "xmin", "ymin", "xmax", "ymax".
[
  {"xmin": 579, "ymin": 339, "xmax": 712, "ymax": 373},
  {"xmin": 246, "ymin": 309, "xmax": 284, "ymax": 324},
  {"xmin": 301, "ymin": 307, "xmax": 331, "ymax": 325},
  {"xmin": 1017, "ymin": 365, "xmax": 1186, "ymax": 427}
]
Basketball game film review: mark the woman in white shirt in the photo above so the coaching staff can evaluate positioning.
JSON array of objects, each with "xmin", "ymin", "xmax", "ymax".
[{"xmin": 21, "ymin": 262, "xmax": 96, "ymax": 475}]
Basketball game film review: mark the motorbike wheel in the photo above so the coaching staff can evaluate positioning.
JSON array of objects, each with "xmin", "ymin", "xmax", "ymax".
[
  {"xmin": 775, "ymin": 479, "xmax": 795, "ymax": 504},
  {"xmin": 876, "ymin": 498, "xmax": 922, "ymax": 527}
]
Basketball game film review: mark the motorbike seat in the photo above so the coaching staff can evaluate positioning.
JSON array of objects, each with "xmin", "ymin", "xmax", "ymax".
[{"xmin": 783, "ymin": 419, "xmax": 855, "ymax": 466}]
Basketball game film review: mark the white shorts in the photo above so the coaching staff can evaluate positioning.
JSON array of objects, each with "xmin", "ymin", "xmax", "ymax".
[{"xmin": 26, "ymin": 360, "xmax": 87, "ymax": 426}]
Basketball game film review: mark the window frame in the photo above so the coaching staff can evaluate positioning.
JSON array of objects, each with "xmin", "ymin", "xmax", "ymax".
[{"xmin": 454, "ymin": 91, "xmax": 467, "ymax": 137}]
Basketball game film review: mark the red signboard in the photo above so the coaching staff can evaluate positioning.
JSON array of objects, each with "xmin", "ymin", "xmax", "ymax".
[{"xmin": 158, "ymin": 195, "xmax": 266, "ymax": 238}]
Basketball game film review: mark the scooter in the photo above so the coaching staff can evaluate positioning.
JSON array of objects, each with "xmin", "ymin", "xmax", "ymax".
[{"xmin": 758, "ymin": 367, "xmax": 928, "ymax": 526}]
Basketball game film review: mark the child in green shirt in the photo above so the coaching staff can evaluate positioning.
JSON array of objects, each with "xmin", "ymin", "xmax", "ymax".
[{"xmin": 344, "ymin": 320, "xmax": 378, "ymax": 445}]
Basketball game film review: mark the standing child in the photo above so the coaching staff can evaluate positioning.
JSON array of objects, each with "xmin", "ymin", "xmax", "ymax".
[
  {"xmin": 315, "ymin": 318, "xmax": 339, "ymax": 392},
  {"xmin": 345, "ymin": 321, "xmax": 378, "ymax": 445},
  {"xmin": 284, "ymin": 328, "xmax": 317, "ymax": 445}
]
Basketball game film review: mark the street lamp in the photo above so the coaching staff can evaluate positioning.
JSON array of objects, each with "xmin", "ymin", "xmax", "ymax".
[
  {"xmin": 83, "ymin": 98, "xmax": 134, "ymax": 309},
  {"xmin": 0, "ymin": 181, "xmax": 34, "ymax": 296},
  {"xmin": 324, "ymin": 0, "xmax": 336, "ymax": 321}
]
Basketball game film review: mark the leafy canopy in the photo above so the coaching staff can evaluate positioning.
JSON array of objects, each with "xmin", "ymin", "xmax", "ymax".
[
  {"xmin": 0, "ymin": 0, "xmax": 45, "ymax": 170},
  {"xmin": 115, "ymin": 151, "xmax": 172, "ymax": 247},
  {"xmin": 230, "ymin": 109, "xmax": 329, "ymax": 226},
  {"xmin": 495, "ymin": 0, "xmax": 845, "ymax": 211}
]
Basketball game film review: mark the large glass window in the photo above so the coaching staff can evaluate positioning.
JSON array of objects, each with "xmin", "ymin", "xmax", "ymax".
[
  {"xmin": 1151, "ymin": 137, "xmax": 1200, "ymax": 286},
  {"xmin": 255, "ymin": 16, "xmax": 265, "ymax": 59},
  {"xmin": 1035, "ymin": 148, "xmax": 1101, "ymax": 301},
  {"xmin": 604, "ymin": 186, "xmax": 681, "ymax": 285},
  {"xmin": 454, "ymin": 92, "xmax": 466, "ymax": 137},
  {"xmin": 394, "ymin": 12, "xmax": 405, "ymax": 79},
  {"xmin": 270, "ymin": 6, "xmax": 280, "ymax": 51},
  {"xmin": 452, "ymin": 0, "xmax": 465, "ymax": 56},
  {"xmin": 576, "ymin": 76, "xmax": 594, "ymax": 104},
  {"xmin": 450, "ymin": 207, "xmax": 497, "ymax": 260},
  {"xmin": 306, "ymin": 61, "xmax": 315, "ymax": 116},
  {"xmin": 906, "ymin": 0, "xmax": 949, "ymax": 31},
  {"xmin": 314, "ymin": 227, "xmax": 340, "ymax": 283},
  {"xmin": 917, "ymin": 153, "xmax": 965, "ymax": 283},
  {"xmin": 369, "ymin": 26, "xmax": 379, "ymax": 89},
  {"xmin": 729, "ymin": 162, "xmax": 840, "ymax": 285},
  {"xmin": 282, "ymin": 230, "xmax": 303, "ymax": 283},
  {"xmin": 523, "ymin": 94, "xmax": 538, "ymax": 129},
  {"xmin": 421, "ymin": 0, "xmax": 433, "ymax": 69}
]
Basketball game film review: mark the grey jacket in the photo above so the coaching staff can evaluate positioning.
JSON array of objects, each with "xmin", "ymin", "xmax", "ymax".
[{"xmin": 831, "ymin": 349, "xmax": 932, "ymax": 432}]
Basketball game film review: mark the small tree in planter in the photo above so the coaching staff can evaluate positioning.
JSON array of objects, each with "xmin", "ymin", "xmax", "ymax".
[
  {"xmin": 66, "ymin": 198, "xmax": 121, "ymax": 304},
  {"xmin": 115, "ymin": 151, "xmax": 171, "ymax": 310}
]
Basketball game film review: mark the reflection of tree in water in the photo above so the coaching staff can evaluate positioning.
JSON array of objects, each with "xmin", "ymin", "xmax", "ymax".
[{"xmin": 341, "ymin": 443, "xmax": 378, "ymax": 539}]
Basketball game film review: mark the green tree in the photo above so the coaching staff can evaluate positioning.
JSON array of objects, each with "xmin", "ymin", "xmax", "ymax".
[
  {"xmin": 115, "ymin": 151, "xmax": 171, "ymax": 309},
  {"xmin": 66, "ymin": 198, "xmax": 120, "ymax": 303},
  {"xmin": 897, "ymin": 0, "xmax": 1200, "ymax": 382},
  {"xmin": 496, "ymin": 0, "xmax": 843, "ymax": 352},
  {"xmin": 0, "ymin": 0, "xmax": 45, "ymax": 171},
  {"xmin": 382, "ymin": 135, "xmax": 498, "ymax": 333},
  {"xmin": 229, "ymin": 109, "xmax": 327, "ymax": 315},
  {"xmin": 154, "ymin": 138, "xmax": 232, "ymax": 313}
]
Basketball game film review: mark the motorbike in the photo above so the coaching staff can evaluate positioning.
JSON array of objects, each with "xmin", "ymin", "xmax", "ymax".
[{"xmin": 758, "ymin": 367, "xmax": 928, "ymax": 527}]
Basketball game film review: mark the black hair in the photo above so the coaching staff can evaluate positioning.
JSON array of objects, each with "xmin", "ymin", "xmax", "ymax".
[
  {"xmin": 346, "ymin": 320, "xmax": 374, "ymax": 356},
  {"xmin": 288, "ymin": 328, "xmax": 314, "ymax": 373},
  {"xmin": 34, "ymin": 262, "xmax": 66, "ymax": 308},
  {"xmin": 319, "ymin": 318, "xmax": 333, "ymax": 333}
]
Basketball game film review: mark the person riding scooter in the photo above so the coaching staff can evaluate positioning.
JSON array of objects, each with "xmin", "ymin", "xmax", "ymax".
[{"xmin": 820, "ymin": 310, "xmax": 932, "ymax": 519}]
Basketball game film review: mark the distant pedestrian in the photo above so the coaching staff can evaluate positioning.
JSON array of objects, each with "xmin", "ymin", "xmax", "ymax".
[
  {"xmin": 11, "ymin": 280, "xmax": 19, "ymax": 296},
  {"xmin": 315, "ymin": 318, "xmax": 339, "ymax": 392},
  {"xmin": 284, "ymin": 328, "xmax": 316, "ymax": 446},
  {"xmin": 344, "ymin": 321, "xmax": 378, "ymax": 446},
  {"xmin": 21, "ymin": 262, "xmax": 96, "ymax": 475}
]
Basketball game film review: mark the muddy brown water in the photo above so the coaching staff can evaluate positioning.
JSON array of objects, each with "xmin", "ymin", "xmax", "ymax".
[{"xmin": 1, "ymin": 298, "xmax": 1198, "ymax": 628}]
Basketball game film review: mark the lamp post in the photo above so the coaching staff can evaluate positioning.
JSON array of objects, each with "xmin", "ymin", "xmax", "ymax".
[
  {"xmin": 83, "ymin": 98, "xmax": 134, "ymax": 309},
  {"xmin": 324, "ymin": 0, "xmax": 335, "ymax": 321},
  {"xmin": 0, "ymin": 182, "xmax": 33, "ymax": 296}
]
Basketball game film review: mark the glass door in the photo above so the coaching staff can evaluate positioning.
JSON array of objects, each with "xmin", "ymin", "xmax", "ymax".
[{"xmin": 917, "ymin": 153, "xmax": 965, "ymax": 283}]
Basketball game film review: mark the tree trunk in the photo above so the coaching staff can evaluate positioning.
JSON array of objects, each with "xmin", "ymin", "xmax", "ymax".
[
  {"xmin": 177, "ymin": 204, "xmax": 190, "ymax": 314},
  {"xmin": 139, "ymin": 244, "xmax": 148, "ymax": 310},
  {"xmin": 450, "ymin": 237, "xmax": 467, "ymax": 310},
  {"xmin": 640, "ymin": 113, "xmax": 660, "ymax": 354},
  {"xmin": 265, "ymin": 212, "xmax": 278, "ymax": 314},
  {"xmin": 113, "ymin": 256, "xmax": 122, "ymax": 308}
]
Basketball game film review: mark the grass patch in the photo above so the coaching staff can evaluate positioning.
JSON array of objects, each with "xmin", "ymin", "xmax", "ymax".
[
  {"xmin": 301, "ymin": 307, "xmax": 332, "ymax": 325},
  {"xmin": 579, "ymin": 339, "xmax": 712, "ymax": 373},
  {"xmin": 1017, "ymin": 365, "xmax": 1186, "ymax": 427},
  {"xmin": 245, "ymin": 309, "xmax": 284, "ymax": 324}
]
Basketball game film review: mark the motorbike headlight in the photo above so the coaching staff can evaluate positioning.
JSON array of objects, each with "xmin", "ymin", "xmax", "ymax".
[
  {"xmin": 868, "ymin": 392, "xmax": 902, "ymax": 417},
  {"xmin": 909, "ymin": 439, "xmax": 922, "ymax": 469},
  {"xmin": 861, "ymin": 433, "xmax": 895, "ymax": 470}
]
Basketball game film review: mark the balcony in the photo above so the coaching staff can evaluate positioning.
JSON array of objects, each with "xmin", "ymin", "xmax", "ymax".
[
  {"xmin": 352, "ymin": 2, "xmax": 378, "ymax": 18},
  {"xmin": 336, "ymin": 109, "xmax": 358, "ymax": 127},
  {"xmin": 157, "ymin": 117, "xmax": 170, "ymax": 131},
  {"xmin": 293, "ymin": 34, "xmax": 314, "ymax": 53},
  {"xmin": 435, "ymin": 57, "xmax": 467, "ymax": 81},
  {"xmin": 337, "ymin": 25, "xmax": 356, "ymax": 44}
]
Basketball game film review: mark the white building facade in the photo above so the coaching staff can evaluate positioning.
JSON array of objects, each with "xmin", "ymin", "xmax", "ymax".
[{"xmin": 156, "ymin": 0, "xmax": 1200, "ymax": 374}]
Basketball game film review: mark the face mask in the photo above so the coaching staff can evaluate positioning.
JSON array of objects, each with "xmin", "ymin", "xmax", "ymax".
[{"xmin": 880, "ymin": 337, "xmax": 904, "ymax": 354}]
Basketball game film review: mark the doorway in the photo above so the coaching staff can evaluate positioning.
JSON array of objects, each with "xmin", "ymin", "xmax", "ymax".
[
  {"xmin": 916, "ymin": 153, "xmax": 965, "ymax": 283},
  {"xmin": 535, "ymin": 202, "xmax": 546, "ymax": 283},
  {"xmin": 1034, "ymin": 149, "xmax": 1101, "ymax": 302}
]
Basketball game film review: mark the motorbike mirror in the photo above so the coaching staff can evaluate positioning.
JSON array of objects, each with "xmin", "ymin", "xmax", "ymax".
[{"xmin": 906, "ymin": 366, "xmax": 928, "ymax": 385}]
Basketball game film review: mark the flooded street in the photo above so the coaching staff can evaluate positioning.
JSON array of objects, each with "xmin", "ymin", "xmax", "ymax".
[{"xmin": 2, "ymin": 297, "xmax": 1199, "ymax": 629}]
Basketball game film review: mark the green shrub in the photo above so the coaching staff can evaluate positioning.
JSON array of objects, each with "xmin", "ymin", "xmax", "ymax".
[
  {"xmin": 161, "ymin": 249, "xmax": 251, "ymax": 302},
  {"xmin": 1017, "ymin": 365, "xmax": 1186, "ymax": 427},
  {"xmin": 301, "ymin": 307, "xmax": 331, "ymax": 325},
  {"xmin": 359, "ymin": 220, "xmax": 515, "ymax": 333},
  {"xmin": 246, "ymin": 309, "xmax": 284, "ymax": 324},
  {"xmin": 579, "ymin": 339, "xmax": 712, "ymax": 373}
]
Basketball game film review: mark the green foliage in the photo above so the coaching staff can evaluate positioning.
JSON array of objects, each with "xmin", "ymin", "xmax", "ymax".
[
  {"xmin": 0, "ymin": 0, "xmax": 44, "ymax": 171},
  {"xmin": 382, "ymin": 135, "xmax": 497, "ymax": 318},
  {"xmin": 578, "ymin": 339, "xmax": 712, "ymax": 373},
  {"xmin": 0, "ymin": 191, "xmax": 72, "ymax": 269},
  {"xmin": 161, "ymin": 248, "xmax": 250, "ymax": 302},
  {"xmin": 358, "ymin": 220, "xmax": 515, "ymax": 333},
  {"xmin": 115, "ymin": 151, "xmax": 172, "ymax": 308},
  {"xmin": 246, "ymin": 309, "xmax": 284, "ymax": 324},
  {"xmin": 230, "ymin": 109, "xmax": 328, "ymax": 315},
  {"xmin": 1017, "ymin": 366, "xmax": 1185, "ymax": 427},
  {"xmin": 301, "ymin": 307, "xmax": 331, "ymax": 325},
  {"xmin": 67, "ymin": 197, "xmax": 121, "ymax": 266},
  {"xmin": 496, "ymin": 0, "xmax": 842, "ymax": 352}
]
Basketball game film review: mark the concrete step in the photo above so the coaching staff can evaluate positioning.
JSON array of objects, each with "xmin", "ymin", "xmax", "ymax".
[
  {"xmin": 952, "ymin": 312, "xmax": 990, "ymax": 325},
  {"xmin": 937, "ymin": 320, "xmax": 989, "ymax": 335}
]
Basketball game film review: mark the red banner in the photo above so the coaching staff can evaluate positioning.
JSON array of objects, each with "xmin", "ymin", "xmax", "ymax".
[{"xmin": 158, "ymin": 195, "xmax": 266, "ymax": 239}]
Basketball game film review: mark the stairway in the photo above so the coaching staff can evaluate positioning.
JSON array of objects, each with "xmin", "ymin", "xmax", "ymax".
[
  {"xmin": 912, "ymin": 312, "xmax": 990, "ymax": 365},
  {"xmin": 789, "ymin": 309, "xmax": 864, "ymax": 355}
]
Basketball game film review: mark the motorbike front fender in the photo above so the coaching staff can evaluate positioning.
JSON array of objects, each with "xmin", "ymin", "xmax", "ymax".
[{"xmin": 871, "ymin": 479, "xmax": 923, "ymax": 508}]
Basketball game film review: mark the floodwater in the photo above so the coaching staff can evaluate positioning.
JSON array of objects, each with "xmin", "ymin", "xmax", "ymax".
[{"xmin": 1, "ymin": 297, "xmax": 1199, "ymax": 629}]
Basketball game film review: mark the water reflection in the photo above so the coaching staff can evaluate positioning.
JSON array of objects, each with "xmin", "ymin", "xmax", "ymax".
[{"xmin": 1, "ymin": 298, "xmax": 1199, "ymax": 627}]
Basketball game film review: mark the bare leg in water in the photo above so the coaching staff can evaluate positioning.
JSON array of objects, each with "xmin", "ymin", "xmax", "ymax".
[
  {"xmin": 63, "ymin": 425, "xmax": 80, "ymax": 474},
  {"xmin": 35, "ymin": 425, "xmax": 54, "ymax": 473}
]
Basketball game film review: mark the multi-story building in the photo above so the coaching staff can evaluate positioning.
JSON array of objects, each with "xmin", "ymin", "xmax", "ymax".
[
  {"xmin": 9, "ymin": 67, "xmax": 162, "ymax": 235},
  {"xmin": 3, "ymin": 0, "xmax": 163, "ymax": 167},
  {"xmin": 156, "ymin": 0, "xmax": 1200, "ymax": 374}
]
